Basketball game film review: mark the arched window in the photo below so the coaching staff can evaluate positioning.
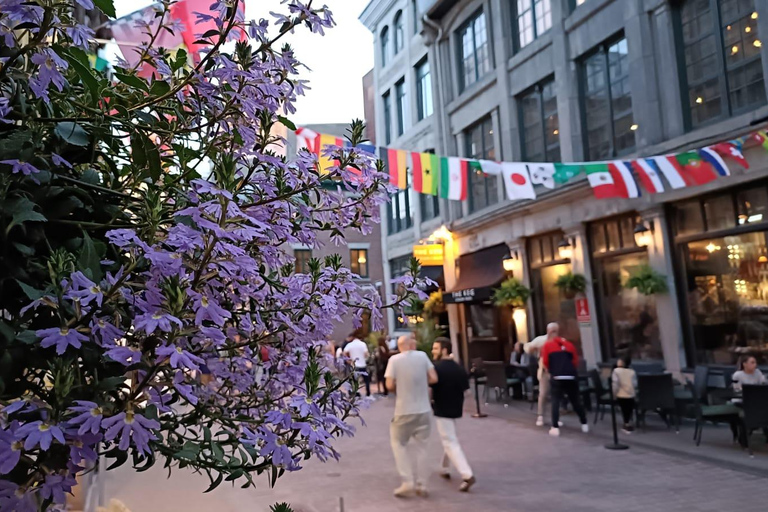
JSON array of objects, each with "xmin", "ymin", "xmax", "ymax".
[
  {"xmin": 394, "ymin": 10, "xmax": 404, "ymax": 53},
  {"xmin": 380, "ymin": 26, "xmax": 390, "ymax": 66}
]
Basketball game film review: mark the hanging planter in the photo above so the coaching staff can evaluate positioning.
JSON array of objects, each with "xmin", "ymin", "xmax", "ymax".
[
  {"xmin": 424, "ymin": 290, "xmax": 445, "ymax": 315},
  {"xmin": 554, "ymin": 272, "xmax": 587, "ymax": 299},
  {"xmin": 492, "ymin": 277, "xmax": 531, "ymax": 309},
  {"xmin": 624, "ymin": 265, "xmax": 669, "ymax": 295}
]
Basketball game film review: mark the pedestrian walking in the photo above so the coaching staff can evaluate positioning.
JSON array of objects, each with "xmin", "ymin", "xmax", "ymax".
[
  {"xmin": 375, "ymin": 335, "xmax": 391, "ymax": 396},
  {"xmin": 524, "ymin": 322, "xmax": 558, "ymax": 427},
  {"xmin": 612, "ymin": 354, "xmax": 638, "ymax": 433},
  {"xmin": 344, "ymin": 333, "xmax": 371, "ymax": 397},
  {"xmin": 430, "ymin": 337, "xmax": 476, "ymax": 492},
  {"xmin": 541, "ymin": 330, "xmax": 589, "ymax": 437},
  {"xmin": 385, "ymin": 333, "xmax": 438, "ymax": 498}
]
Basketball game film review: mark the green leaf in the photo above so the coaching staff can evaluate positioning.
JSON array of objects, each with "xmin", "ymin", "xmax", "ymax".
[
  {"xmin": 5, "ymin": 197, "xmax": 46, "ymax": 232},
  {"xmin": 64, "ymin": 49, "xmax": 102, "ymax": 97},
  {"xmin": 204, "ymin": 472, "xmax": 223, "ymax": 493},
  {"xmin": 93, "ymin": 0, "xmax": 116, "ymax": 18},
  {"xmin": 277, "ymin": 115, "xmax": 296, "ymax": 131},
  {"xmin": 16, "ymin": 330, "xmax": 37, "ymax": 344},
  {"xmin": 0, "ymin": 321, "xmax": 14, "ymax": 343},
  {"xmin": 16, "ymin": 280, "xmax": 44, "ymax": 300},
  {"xmin": 97, "ymin": 376, "xmax": 127, "ymax": 391},
  {"xmin": 114, "ymin": 72, "xmax": 150, "ymax": 92},
  {"xmin": 55, "ymin": 122, "xmax": 90, "ymax": 147},
  {"xmin": 12, "ymin": 242, "xmax": 35, "ymax": 256},
  {"xmin": 81, "ymin": 168, "xmax": 101, "ymax": 185},
  {"xmin": 172, "ymin": 49, "xmax": 188, "ymax": 71},
  {"xmin": 131, "ymin": 132, "xmax": 161, "ymax": 181},
  {"xmin": 149, "ymin": 80, "xmax": 171, "ymax": 97},
  {"xmin": 78, "ymin": 232, "xmax": 103, "ymax": 282}
]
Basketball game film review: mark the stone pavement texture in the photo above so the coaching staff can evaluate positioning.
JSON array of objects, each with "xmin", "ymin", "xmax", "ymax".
[{"xmin": 107, "ymin": 397, "xmax": 766, "ymax": 512}]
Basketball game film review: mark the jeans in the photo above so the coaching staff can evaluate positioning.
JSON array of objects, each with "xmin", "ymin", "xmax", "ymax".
[
  {"xmin": 617, "ymin": 397, "xmax": 635, "ymax": 425},
  {"xmin": 355, "ymin": 367, "xmax": 371, "ymax": 396},
  {"xmin": 390, "ymin": 412, "xmax": 432, "ymax": 486},
  {"xmin": 551, "ymin": 378, "xmax": 587, "ymax": 427},
  {"xmin": 435, "ymin": 417, "xmax": 473, "ymax": 480}
]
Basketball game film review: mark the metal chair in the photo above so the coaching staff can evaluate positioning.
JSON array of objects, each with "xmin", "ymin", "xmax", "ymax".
[
  {"xmin": 589, "ymin": 369, "xmax": 613, "ymax": 424},
  {"xmin": 687, "ymin": 381, "xmax": 740, "ymax": 446},
  {"xmin": 483, "ymin": 361, "xmax": 518, "ymax": 402},
  {"xmin": 637, "ymin": 373, "xmax": 680, "ymax": 432},
  {"xmin": 742, "ymin": 384, "xmax": 768, "ymax": 455}
]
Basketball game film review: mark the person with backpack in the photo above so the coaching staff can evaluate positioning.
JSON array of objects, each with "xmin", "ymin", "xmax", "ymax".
[{"xmin": 541, "ymin": 331, "xmax": 589, "ymax": 437}]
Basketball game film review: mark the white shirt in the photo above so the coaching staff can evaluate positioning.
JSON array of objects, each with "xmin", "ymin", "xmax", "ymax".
[
  {"xmin": 344, "ymin": 339, "xmax": 368, "ymax": 369},
  {"xmin": 384, "ymin": 350, "xmax": 434, "ymax": 416},
  {"xmin": 732, "ymin": 369, "xmax": 767, "ymax": 392},
  {"xmin": 612, "ymin": 367, "xmax": 638, "ymax": 398},
  {"xmin": 524, "ymin": 334, "xmax": 549, "ymax": 380}
]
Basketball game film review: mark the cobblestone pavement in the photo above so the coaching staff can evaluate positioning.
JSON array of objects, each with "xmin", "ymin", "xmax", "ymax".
[{"xmin": 107, "ymin": 396, "xmax": 766, "ymax": 512}]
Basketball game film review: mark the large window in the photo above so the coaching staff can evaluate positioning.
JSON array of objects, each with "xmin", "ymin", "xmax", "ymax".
[
  {"xmin": 395, "ymin": 78, "xmax": 407, "ymax": 136},
  {"xmin": 387, "ymin": 174, "xmax": 413, "ymax": 234},
  {"xmin": 590, "ymin": 215, "xmax": 662, "ymax": 362},
  {"xmin": 383, "ymin": 91, "xmax": 392, "ymax": 145},
  {"xmin": 394, "ymin": 10, "xmax": 404, "ymax": 54},
  {"xmin": 679, "ymin": 0, "xmax": 765, "ymax": 129},
  {"xmin": 581, "ymin": 36, "xmax": 635, "ymax": 160},
  {"xmin": 465, "ymin": 117, "xmax": 498, "ymax": 213},
  {"xmin": 518, "ymin": 78, "xmax": 560, "ymax": 162},
  {"xmin": 528, "ymin": 232, "xmax": 582, "ymax": 355},
  {"xmin": 350, "ymin": 248, "xmax": 369, "ymax": 278},
  {"xmin": 673, "ymin": 184, "xmax": 768, "ymax": 366},
  {"xmin": 390, "ymin": 255, "xmax": 413, "ymax": 329},
  {"xmin": 457, "ymin": 10, "xmax": 492, "ymax": 92},
  {"xmin": 294, "ymin": 249, "xmax": 312, "ymax": 273},
  {"xmin": 515, "ymin": 0, "xmax": 553, "ymax": 50},
  {"xmin": 416, "ymin": 59, "xmax": 433, "ymax": 121},
  {"xmin": 380, "ymin": 26, "xmax": 390, "ymax": 67}
]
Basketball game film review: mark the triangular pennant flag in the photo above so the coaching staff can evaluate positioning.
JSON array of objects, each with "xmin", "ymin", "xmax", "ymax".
[{"xmin": 501, "ymin": 163, "xmax": 536, "ymax": 200}]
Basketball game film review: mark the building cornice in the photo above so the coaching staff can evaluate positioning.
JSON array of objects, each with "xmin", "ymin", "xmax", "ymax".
[{"xmin": 359, "ymin": 0, "xmax": 399, "ymax": 31}]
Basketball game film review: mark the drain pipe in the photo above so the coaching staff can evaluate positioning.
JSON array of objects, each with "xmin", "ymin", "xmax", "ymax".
[{"xmin": 421, "ymin": 14, "xmax": 449, "ymax": 158}]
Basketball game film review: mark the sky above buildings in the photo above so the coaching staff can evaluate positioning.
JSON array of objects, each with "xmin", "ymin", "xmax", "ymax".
[{"xmin": 114, "ymin": 0, "xmax": 373, "ymax": 126}]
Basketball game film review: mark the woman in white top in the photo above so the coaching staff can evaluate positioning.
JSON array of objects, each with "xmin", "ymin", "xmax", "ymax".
[
  {"xmin": 732, "ymin": 355, "xmax": 766, "ymax": 393},
  {"xmin": 612, "ymin": 355, "xmax": 638, "ymax": 433}
]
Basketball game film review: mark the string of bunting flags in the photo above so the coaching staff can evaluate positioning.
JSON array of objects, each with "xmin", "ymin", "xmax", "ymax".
[{"xmin": 295, "ymin": 126, "xmax": 768, "ymax": 202}]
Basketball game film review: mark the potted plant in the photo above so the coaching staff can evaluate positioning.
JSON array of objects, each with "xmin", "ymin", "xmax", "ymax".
[
  {"xmin": 554, "ymin": 272, "xmax": 587, "ymax": 299},
  {"xmin": 493, "ymin": 277, "xmax": 531, "ymax": 309},
  {"xmin": 625, "ymin": 265, "xmax": 669, "ymax": 295},
  {"xmin": 424, "ymin": 289, "xmax": 446, "ymax": 315}
]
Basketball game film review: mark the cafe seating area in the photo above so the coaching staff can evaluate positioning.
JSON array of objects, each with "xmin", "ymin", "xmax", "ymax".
[{"xmin": 470, "ymin": 359, "xmax": 768, "ymax": 459}]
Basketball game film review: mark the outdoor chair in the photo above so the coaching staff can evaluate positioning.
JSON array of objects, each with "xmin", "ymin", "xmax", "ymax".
[
  {"xmin": 741, "ymin": 384, "xmax": 768, "ymax": 456},
  {"xmin": 483, "ymin": 362, "xmax": 519, "ymax": 402},
  {"xmin": 686, "ymin": 381, "xmax": 741, "ymax": 446},
  {"xmin": 633, "ymin": 362, "xmax": 664, "ymax": 374},
  {"xmin": 637, "ymin": 373, "xmax": 680, "ymax": 432},
  {"xmin": 674, "ymin": 365, "xmax": 709, "ymax": 405},
  {"xmin": 589, "ymin": 369, "xmax": 613, "ymax": 424}
]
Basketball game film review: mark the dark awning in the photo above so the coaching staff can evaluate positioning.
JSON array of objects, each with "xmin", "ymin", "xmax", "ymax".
[
  {"xmin": 443, "ymin": 243, "xmax": 509, "ymax": 304},
  {"xmin": 419, "ymin": 265, "xmax": 444, "ymax": 290}
]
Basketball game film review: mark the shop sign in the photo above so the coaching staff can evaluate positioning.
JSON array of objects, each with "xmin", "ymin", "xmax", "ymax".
[
  {"xmin": 444, "ymin": 286, "xmax": 494, "ymax": 304},
  {"xmin": 575, "ymin": 296, "xmax": 590, "ymax": 323},
  {"xmin": 413, "ymin": 243, "xmax": 444, "ymax": 266}
]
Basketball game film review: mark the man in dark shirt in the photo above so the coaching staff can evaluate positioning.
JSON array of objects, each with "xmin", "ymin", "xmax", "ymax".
[{"xmin": 431, "ymin": 337, "xmax": 475, "ymax": 492}]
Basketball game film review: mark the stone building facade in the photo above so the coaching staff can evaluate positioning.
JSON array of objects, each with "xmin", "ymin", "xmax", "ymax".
[{"xmin": 360, "ymin": 0, "xmax": 768, "ymax": 375}]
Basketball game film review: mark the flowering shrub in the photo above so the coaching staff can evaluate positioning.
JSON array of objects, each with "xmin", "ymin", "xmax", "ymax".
[{"xmin": 0, "ymin": 1, "xmax": 426, "ymax": 509}]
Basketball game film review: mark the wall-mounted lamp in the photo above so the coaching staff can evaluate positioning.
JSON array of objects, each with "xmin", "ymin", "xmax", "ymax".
[
  {"xmin": 633, "ymin": 220, "xmax": 654, "ymax": 248},
  {"xmin": 502, "ymin": 249, "xmax": 521, "ymax": 274},
  {"xmin": 428, "ymin": 225, "xmax": 453, "ymax": 244},
  {"xmin": 557, "ymin": 239, "xmax": 574, "ymax": 260}
]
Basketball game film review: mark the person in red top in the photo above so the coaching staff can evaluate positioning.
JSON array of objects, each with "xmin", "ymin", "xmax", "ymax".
[{"xmin": 541, "ymin": 332, "xmax": 589, "ymax": 437}]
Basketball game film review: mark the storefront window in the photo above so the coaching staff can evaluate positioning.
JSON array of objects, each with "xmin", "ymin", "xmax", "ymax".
[
  {"xmin": 529, "ymin": 232, "xmax": 581, "ymax": 354},
  {"xmin": 467, "ymin": 304, "xmax": 496, "ymax": 338},
  {"xmin": 674, "ymin": 184, "xmax": 768, "ymax": 365}
]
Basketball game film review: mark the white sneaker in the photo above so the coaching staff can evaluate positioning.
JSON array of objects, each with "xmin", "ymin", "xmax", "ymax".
[
  {"xmin": 549, "ymin": 427, "xmax": 560, "ymax": 437},
  {"xmin": 581, "ymin": 424, "xmax": 590, "ymax": 433},
  {"xmin": 536, "ymin": 416, "xmax": 544, "ymax": 427},
  {"xmin": 558, "ymin": 421, "xmax": 564, "ymax": 427},
  {"xmin": 394, "ymin": 483, "xmax": 414, "ymax": 498}
]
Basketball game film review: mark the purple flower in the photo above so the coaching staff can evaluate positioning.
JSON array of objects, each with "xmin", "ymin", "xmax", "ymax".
[
  {"xmin": 0, "ymin": 97, "xmax": 11, "ymax": 124},
  {"xmin": 102, "ymin": 410, "xmax": 160, "ymax": 456},
  {"xmin": 156, "ymin": 344, "xmax": 204, "ymax": 371},
  {"xmin": 16, "ymin": 420, "xmax": 65, "ymax": 451},
  {"xmin": 0, "ymin": 423, "xmax": 23, "ymax": 474},
  {"xmin": 69, "ymin": 433, "xmax": 100, "ymax": 467},
  {"xmin": 135, "ymin": 310, "xmax": 182, "ymax": 334},
  {"xmin": 30, "ymin": 48, "xmax": 69, "ymax": 102},
  {"xmin": 40, "ymin": 473, "xmax": 76, "ymax": 504},
  {"xmin": 91, "ymin": 317, "xmax": 124, "ymax": 346},
  {"xmin": 173, "ymin": 372, "xmax": 198, "ymax": 405},
  {"xmin": 65, "ymin": 23, "xmax": 94, "ymax": 49},
  {"xmin": 51, "ymin": 153, "xmax": 73, "ymax": 168},
  {"xmin": 104, "ymin": 345, "xmax": 142, "ymax": 366},
  {"xmin": 65, "ymin": 271, "xmax": 104, "ymax": 306},
  {"xmin": 37, "ymin": 327, "xmax": 87, "ymax": 354},
  {"xmin": 75, "ymin": 0, "xmax": 94, "ymax": 8},
  {"xmin": 0, "ymin": 159, "xmax": 39, "ymax": 176},
  {"xmin": 191, "ymin": 292, "xmax": 231, "ymax": 326},
  {"xmin": 66, "ymin": 401, "xmax": 103, "ymax": 435},
  {"xmin": 0, "ymin": 481, "xmax": 36, "ymax": 512}
]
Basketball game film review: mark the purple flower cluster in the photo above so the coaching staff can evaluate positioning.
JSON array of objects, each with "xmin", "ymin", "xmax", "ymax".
[{"xmin": 1, "ymin": 0, "xmax": 433, "ymax": 509}]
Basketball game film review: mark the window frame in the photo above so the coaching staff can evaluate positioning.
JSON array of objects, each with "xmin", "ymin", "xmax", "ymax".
[
  {"xmin": 394, "ymin": 10, "xmax": 405, "ymax": 54},
  {"xmin": 464, "ymin": 116, "xmax": 498, "ymax": 214},
  {"xmin": 387, "ymin": 173, "xmax": 413, "ymax": 234},
  {"xmin": 513, "ymin": 0, "xmax": 553, "ymax": 52},
  {"xmin": 294, "ymin": 249, "xmax": 312, "ymax": 274},
  {"xmin": 395, "ymin": 78, "xmax": 407, "ymax": 136},
  {"xmin": 578, "ymin": 33, "xmax": 636, "ymax": 160},
  {"xmin": 517, "ymin": 76, "xmax": 560, "ymax": 162},
  {"xmin": 674, "ymin": 0, "xmax": 766, "ymax": 131},
  {"xmin": 380, "ymin": 26, "xmax": 390, "ymax": 67},
  {"xmin": 456, "ymin": 9, "xmax": 492, "ymax": 93},
  {"xmin": 350, "ymin": 248, "xmax": 370, "ymax": 278},
  {"xmin": 416, "ymin": 58, "xmax": 433, "ymax": 121},
  {"xmin": 382, "ymin": 91, "xmax": 392, "ymax": 145}
]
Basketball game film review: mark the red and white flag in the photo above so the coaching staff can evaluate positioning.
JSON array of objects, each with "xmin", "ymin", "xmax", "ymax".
[
  {"xmin": 631, "ymin": 159, "xmax": 665, "ymax": 194},
  {"xmin": 710, "ymin": 142, "xmax": 749, "ymax": 169},
  {"xmin": 501, "ymin": 163, "xmax": 536, "ymax": 200}
]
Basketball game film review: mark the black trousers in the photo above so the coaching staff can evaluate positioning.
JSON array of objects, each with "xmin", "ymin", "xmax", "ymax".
[
  {"xmin": 355, "ymin": 368, "xmax": 371, "ymax": 396},
  {"xmin": 551, "ymin": 378, "xmax": 587, "ymax": 427},
  {"xmin": 617, "ymin": 398, "xmax": 635, "ymax": 425}
]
